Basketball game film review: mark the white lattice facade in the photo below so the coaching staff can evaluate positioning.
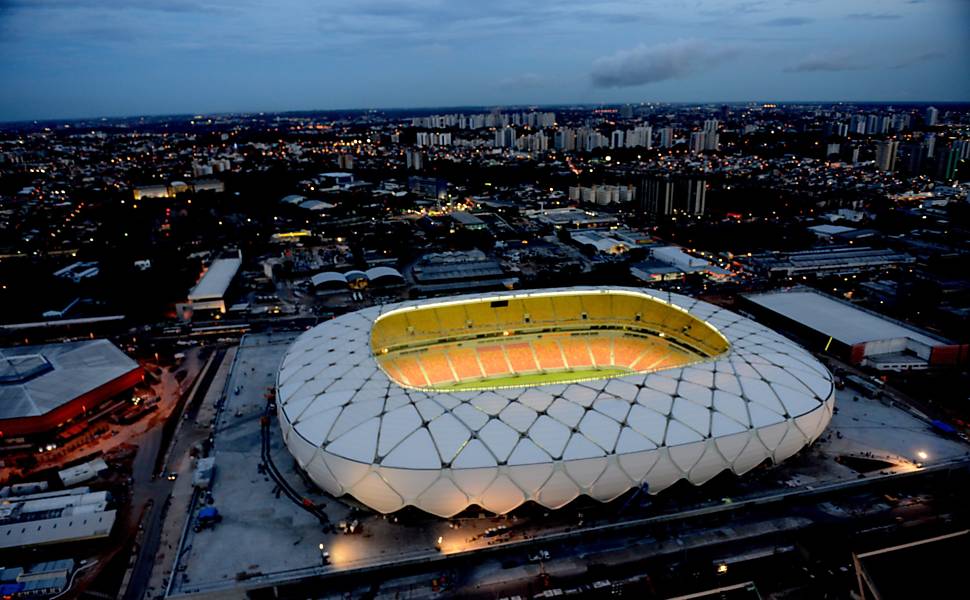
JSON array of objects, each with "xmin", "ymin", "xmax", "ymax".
[{"xmin": 276, "ymin": 287, "xmax": 834, "ymax": 517}]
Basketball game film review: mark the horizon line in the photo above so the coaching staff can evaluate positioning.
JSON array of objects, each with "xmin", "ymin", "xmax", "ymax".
[{"xmin": 2, "ymin": 99, "xmax": 968, "ymax": 127}]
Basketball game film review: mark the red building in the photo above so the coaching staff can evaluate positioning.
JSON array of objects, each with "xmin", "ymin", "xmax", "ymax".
[{"xmin": 0, "ymin": 339, "xmax": 142, "ymax": 439}]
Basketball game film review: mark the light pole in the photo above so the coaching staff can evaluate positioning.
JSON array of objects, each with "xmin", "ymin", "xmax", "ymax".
[{"xmin": 318, "ymin": 543, "xmax": 329, "ymax": 565}]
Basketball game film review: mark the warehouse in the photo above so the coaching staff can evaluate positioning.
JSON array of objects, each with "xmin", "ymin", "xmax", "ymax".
[
  {"xmin": 0, "ymin": 488, "xmax": 117, "ymax": 548},
  {"xmin": 742, "ymin": 289, "xmax": 968, "ymax": 370},
  {"xmin": 176, "ymin": 251, "xmax": 242, "ymax": 321}
]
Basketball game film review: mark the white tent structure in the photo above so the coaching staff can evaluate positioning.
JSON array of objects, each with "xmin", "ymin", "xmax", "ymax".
[{"xmin": 276, "ymin": 287, "xmax": 834, "ymax": 517}]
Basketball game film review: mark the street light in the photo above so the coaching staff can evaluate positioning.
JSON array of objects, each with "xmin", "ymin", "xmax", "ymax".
[
  {"xmin": 318, "ymin": 543, "xmax": 329, "ymax": 565},
  {"xmin": 917, "ymin": 450, "xmax": 928, "ymax": 461}
]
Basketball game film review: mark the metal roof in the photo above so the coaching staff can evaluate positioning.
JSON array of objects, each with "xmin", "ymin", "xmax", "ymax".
[
  {"xmin": 365, "ymin": 266, "xmax": 403, "ymax": 281},
  {"xmin": 745, "ymin": 290, "xmax": 944, "ymax": 346},
  {"xmin": 0, "ymin": 340, "xmax": 139, "ymax": 420},
  {"xmin": 277, "ymin": 287, "xmax": 834, "ymax": 517},
  {"xmin": 188, "ymin": 256, "xmax": 241, "ymax": 301}
]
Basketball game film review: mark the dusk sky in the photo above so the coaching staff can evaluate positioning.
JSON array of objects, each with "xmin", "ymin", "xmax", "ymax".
[{"xmin": 1, "ymin": 0, "xmax": 968, "ymax": 121}]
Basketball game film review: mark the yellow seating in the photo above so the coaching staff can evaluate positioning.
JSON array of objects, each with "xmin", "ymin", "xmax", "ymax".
[{"xmin": 372, "ymin": 290, "xmax": 730, "ymax": 390}]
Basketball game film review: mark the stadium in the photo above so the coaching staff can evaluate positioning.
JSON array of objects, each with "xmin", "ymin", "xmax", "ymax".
[{"xmin": 277, "ymin": 287, "xmax": 835, "ymax": 517}]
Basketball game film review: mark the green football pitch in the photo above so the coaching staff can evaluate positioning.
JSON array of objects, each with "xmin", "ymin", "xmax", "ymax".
[{"xmin": 434, "ymin": 367, "xmax": 633, "ymax": 391}]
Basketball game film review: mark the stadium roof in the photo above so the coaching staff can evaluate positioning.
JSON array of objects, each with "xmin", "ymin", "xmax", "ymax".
[
  {"xmin": 745, "ymin": 290, "xmax": 944, "ymax": 346},
  {"xmin": 0, "ymin": 340, "xmax": 139, "ymax": 421},
  {"xmin": 188, "ymin": 255, "xmax": 242, "ymax": 301},
  {"xmin": 277, "ymin": 287, "xmax": 834, "ymax": 517}
]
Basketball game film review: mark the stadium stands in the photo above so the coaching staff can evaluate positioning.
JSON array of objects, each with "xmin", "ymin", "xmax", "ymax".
[
  {"xmin": 447, "ymin": 347, "xmax": 483, "ymax": 381},
  {"xmin": 372, "ymin": 289, "xmax": 730, "ymax": 391},
  {"xmin": 532, "ymin": 339, "xmax": 566, "ymax": 370},
  {"xmin": 377, "ymin": 330, "xmax": 708, "ymax": 391}
]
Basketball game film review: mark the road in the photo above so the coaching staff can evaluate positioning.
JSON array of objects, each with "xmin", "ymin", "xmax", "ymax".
[{"xmin": 123, "ymin": 350, "xmax": 226, "ymax": 600}]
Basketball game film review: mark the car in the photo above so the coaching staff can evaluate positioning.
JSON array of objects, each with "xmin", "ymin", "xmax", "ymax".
[
  {"xmin": 166, "ymin": 472, "xmax": 178, "ymax": 481},
  {"xmin": 528, "ymin": 549, "xmax": 551, "ymax": 562},
  {"xmin": 484, "ymin": 525, "xmax": 509, "ymax": 538}
]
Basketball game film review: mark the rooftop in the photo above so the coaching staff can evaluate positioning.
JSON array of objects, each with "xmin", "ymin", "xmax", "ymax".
[
  {"xmin": 745, "ymin": 290, "xmax": 945, "ymax": 347},
  {"xmin": 0, "ymin": 339, "xmax": 139, "ymax": 421},
  {"xmin": 188, "ymin": 254, "xmax": 242, "ymax": 301}
]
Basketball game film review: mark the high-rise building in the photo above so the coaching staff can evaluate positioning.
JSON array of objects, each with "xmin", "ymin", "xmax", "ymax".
[
  {"xmin": 925, "ymin": 106, "xmax": 939, "ymax": 126},
  {"xmin": 405, "ymin": 149, "xmax": 424, "ymax": 170},
  {"xmin": 866, "ymin": 114, "xmax": 880, "ymax": 135},
  {"xmin": 689, "ymin": 131, "xmax": 706, "ymax": 154},
  {"xmin": 898, "ymin": 142, "xmax": 926, "ymax": 175},
  {"xmin": 682, "ymin": 178, "xmax": 707, "ymax": 214},
  {"xmin": 638, "ymin": 175, "xmax": 707, "ymax": 217},
  {"xmin": 554, "ymin": 128, "xmax": 576, "ymax": 151},
  {"xmin": 659, "ymin": 127, "xmax": 674, "ymax": 148},
  {"xmin": 923, "ymin": 133, "xmax": 936, "ymax": 158},
  {"xmin": 891, "ymin": 113, "xmax": 910, "ymax": 132},
  {"xmin": 625, "ymin": 126, "xmax": 652, "ymax": 149},
  {"xmin": 875, "ymin": 140, "xmax": 899, "ymax": 172},
  {"xmin": 936, "ymin": 143, "xmax": 964, "ymax": 180},
  {"xmin": 610, "ymin": 130, "xmax": 625, "ymax": 149},
  {"xmin": 494, "ymin": 126, "xmax": 517, "ymax": 148},
  {"xmin": 701, "ymin": 119, "xmax": 720, "ymax": 151}
]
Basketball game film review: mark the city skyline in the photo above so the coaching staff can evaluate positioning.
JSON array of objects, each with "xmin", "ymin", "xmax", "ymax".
[{"xmin": 1, "ymin": 0, "xmax": 968, "ymax": 122}]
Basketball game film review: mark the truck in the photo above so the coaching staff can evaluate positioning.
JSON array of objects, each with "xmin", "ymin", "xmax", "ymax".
[
  {"xmin": 194, "ymin": 506, "xmax": 223, "ymax": 532},
  {"xmin": 193, "ymin": 457, "xmax": 216, "ymax": 489}
]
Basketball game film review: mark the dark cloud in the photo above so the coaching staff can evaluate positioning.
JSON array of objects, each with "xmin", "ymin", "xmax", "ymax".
[
  {"xmin": 890, "ymin": 50, "xmax": 945, "ymax": 69},
  {"xmin": 763, "ymin": 16, "xmax": 813, "ymax": 26},
  {"xmin": 591, "ymin": 40, "xmax": 739, "ymax": 88},
  {"xmin": 785, "ymin": 52, "xmax": 868, "ymax": 72},
  {"xmin": 847, "ymin": 12, "xmax": 902, "ymax": 20},
  {"xmin": 701, "ymin": 1, "xmax": 769, "ymax": 17},
  {"xmin": 1, "ymin": 0, "xmax": 236, "ymax": 14}
]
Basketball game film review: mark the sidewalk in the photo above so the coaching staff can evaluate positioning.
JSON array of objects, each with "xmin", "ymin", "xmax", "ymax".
[{"xmin": 141, "ymin": 347, "xmax": 237, "ymax": 600}]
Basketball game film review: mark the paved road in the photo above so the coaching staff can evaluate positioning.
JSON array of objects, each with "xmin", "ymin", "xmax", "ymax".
[{"xmin": 124, "ymin": 351, "xmax": 225, "ymax": 600}]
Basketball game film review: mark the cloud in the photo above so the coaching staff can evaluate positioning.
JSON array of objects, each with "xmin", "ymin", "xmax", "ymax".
[
  {"xmin": 785, "ymin": 51, "xmax": 868, "ymax": 72},
  {"xmin": 763, "ymin": 16, "xmax": 812, "ymax": 27},
  {"xmin": 590, "ymin": 39, "xmax": 739, "ymax": 88},
  {"xmin": 847, "ymin": 12, "xmax": 902, "ymax": 20},
  {"xmin": 890, "ymin": 50, "xmax": 945, "ymax": 69},
  {"xmin": 498, "ymin": 73, "xmax": 546, "ymax": 89}
]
